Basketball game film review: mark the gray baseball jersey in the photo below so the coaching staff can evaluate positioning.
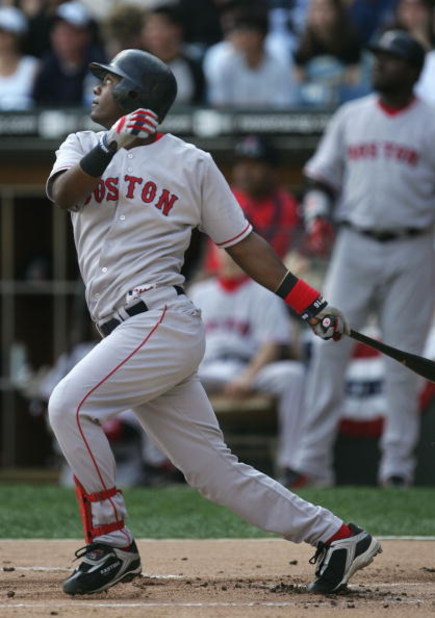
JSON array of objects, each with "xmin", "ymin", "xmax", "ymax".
[
  {"xmin": 189, "ymin": 277, "xmax": 292, "ymax": 363},
  {"xmin": 47, "ymin": 131, "xmax": 252, "ymax": 322},
  {"xmin": 305, "ymin": 93, "xmax": 435, "ymax": 229}
]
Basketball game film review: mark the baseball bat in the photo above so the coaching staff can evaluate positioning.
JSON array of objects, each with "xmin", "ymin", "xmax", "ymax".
[{"xmin": 349, "ymin": 329, "xmax": 435, "ymax": 383}]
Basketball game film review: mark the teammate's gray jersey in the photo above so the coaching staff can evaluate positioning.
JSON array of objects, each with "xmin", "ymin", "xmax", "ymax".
[
  {"xmin": 305, "ymin": 94, "xmax": 435, "ymax": 229},
  {"xmin": 47, "ymin": 132, "xmax": 252, "ymax": 322},
  {"xmin": 189, "ymin": 277, "xmax": 292, "ymax": 364}
]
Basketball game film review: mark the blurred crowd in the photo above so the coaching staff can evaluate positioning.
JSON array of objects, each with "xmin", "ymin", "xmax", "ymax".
[{"xmin": 0, "ymin": 0, "xmax": 434, "ymax": 111}]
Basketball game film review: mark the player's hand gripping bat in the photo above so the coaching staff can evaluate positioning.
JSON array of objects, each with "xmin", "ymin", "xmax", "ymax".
[{"xmin": 320, "ymin": 316, "xmax": 435, "ymax": 383}]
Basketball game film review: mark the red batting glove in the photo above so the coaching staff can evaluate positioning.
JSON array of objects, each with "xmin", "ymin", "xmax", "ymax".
[
  {"xmin": 101, "ymin": 108, "xmax": 159, "ymax": 151},
  {"xmin": 304, "ymin": 217, "xmax": 335, "ymax": 257},
  {"xmin": 111, "ymin": 108, "xmax": 158, "ymax": 139}
]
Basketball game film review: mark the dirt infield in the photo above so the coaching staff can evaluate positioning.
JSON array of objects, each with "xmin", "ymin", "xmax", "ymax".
[{"xmin": 0, "ymin": 539, "xmax": 434, "ymax": 617}]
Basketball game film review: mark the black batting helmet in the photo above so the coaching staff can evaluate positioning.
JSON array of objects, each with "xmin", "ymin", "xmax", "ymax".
[
  {"xmin": 89, "ymin": 49, "xmax": 177, "ymax": 121},
  {"xmin": 367, "ymin": 30, "xmax": 425, "ymax": 70}
]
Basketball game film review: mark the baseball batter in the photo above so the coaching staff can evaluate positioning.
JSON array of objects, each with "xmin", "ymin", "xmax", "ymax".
[
  {"xmin": 46, "ymin": 49, "xmax": 380, "ymax": 596},
  {"xmin": 288, "ymin": 30, "xmax": 435, "ymax": 489}
]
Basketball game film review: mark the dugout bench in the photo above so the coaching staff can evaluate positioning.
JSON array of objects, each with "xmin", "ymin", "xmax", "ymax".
[{"xmin": 210, "ymin": 394, "xmax": 279, "ymax": 477}]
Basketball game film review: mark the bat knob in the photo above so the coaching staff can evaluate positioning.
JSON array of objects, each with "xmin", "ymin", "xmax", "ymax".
[{"xmin": 321, "ymin": 316, "xmax": 333, "ymax": 328}]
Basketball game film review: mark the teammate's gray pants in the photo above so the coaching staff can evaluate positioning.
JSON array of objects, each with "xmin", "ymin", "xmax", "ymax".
[
  {"xmin": 48, "ymin": 297, "xmax": 341, "ymax": 548},
  {"xmin": 293, "ymin": 227, "xmax": 435, "ymax": 485},
  {"xmin": 198, "ymin": 359, "xmax": 306, "ymax": 470}
]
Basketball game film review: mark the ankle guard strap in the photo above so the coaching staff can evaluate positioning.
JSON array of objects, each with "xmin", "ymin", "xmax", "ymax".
[{"xmin": 74, "ymin": 477, "xmax": 125, "ymax": 543}]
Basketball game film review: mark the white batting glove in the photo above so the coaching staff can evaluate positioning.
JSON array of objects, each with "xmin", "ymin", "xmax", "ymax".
[
  {"xmin": 100, "ymin": 108, "xmax": 159, "ymax": 152},
  {"xmin": 310, "ymin": 306, "xmax": 350, "ymax": 342}
]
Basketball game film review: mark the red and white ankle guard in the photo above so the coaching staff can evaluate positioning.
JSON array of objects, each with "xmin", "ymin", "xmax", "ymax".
[
  {"xmin": 275, "ymin": 271, "xmax": 327, "ymax": 320},
  {"xmin": 74, "ymin": 477, "xmax": 127, "ymax": 544}
]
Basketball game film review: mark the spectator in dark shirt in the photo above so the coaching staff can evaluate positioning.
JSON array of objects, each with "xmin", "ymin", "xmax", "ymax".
[
  {"xmin": 177, "ymin": 0, "xmax": 224, "ymax": 58},
  {"xmin": 294, "ymin": 0, "xmax": 368, "ymax": 106},
  {"xmin": 20, "ymin": 0, "xmax": 62, "ymax": 59},
  {"xmin": 141, "ymin": 5, "xmax": 205, "ymax": 106},
  {"xmin": 389, "ymin": 0, "xmax": 434, "ymax": 50},
  {"xmin": 32, "ymin": 1, "xmax": 106, "ymax": 107},
  {"xmin": 346, "ymin": 0, "xmax": 399, "ymax": 45}
]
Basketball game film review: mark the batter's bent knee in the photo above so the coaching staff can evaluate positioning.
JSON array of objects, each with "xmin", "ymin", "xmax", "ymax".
[{"xmin": 48, "ymin": 378, "xmax": 80, "ymax": 434}]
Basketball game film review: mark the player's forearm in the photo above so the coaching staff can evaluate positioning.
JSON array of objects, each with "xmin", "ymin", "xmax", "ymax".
[
  {"xmin": 226, "ymin": 231, "xmax": 288, "ymax": 291},
  {"xmin": 227, "ymin": 231, "xmax": 326, "ymax": 324},
  {"xmin": 51, "ymin": 165, "xmax": 103, "ymax": 211}
]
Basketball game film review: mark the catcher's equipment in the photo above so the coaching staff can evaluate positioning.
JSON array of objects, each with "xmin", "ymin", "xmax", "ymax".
[
  {"xmin": 311, "ymin": 308, "xmax": 350, "ymax": 341},
  {"xmin": 90, "ymin": 49, "xmax": 177, "ymax": 121},
  {"xmin": 102, "ymin": 108, "xmax": 159, "ymax": 151}
]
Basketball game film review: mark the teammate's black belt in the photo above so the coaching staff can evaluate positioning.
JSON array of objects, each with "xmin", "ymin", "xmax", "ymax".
[
  {"xmin": 341, "ymin": 221, "xmax": 425, "ymax": 242},
  {"xmin": 100, "ymin": 286, "xmax": 184, "ymax": 337}
]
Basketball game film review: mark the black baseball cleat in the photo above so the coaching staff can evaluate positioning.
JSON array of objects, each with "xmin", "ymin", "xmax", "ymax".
[
  {"xmin": 63, "ymin": 540, "xmax": 142, "ymax": 595},
  {"xmin": 307, "ymin": 523, "xmax": 382, "ymax": 594}
]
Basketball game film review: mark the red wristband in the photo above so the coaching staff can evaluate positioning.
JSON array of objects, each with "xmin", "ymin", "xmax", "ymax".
[
  {"xmin": 284, "ymin": 279, "xmax": 321, "ymax": 312},
  {"xmin": 276, "ymin": 272, "xmax": 327, "ymax": 319}
]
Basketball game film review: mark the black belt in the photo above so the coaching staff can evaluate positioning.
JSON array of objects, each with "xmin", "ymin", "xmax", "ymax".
[
  {"xmin": 210, "ymin": 353, "xmax": 251, "ymax": 363},
  {"xmin": 100, "ymin": 285, "xmax": 184, "ymax": 337},
  {"xmin": 341, "ymin": 221, "xmax": 425, "ymax": 242}
]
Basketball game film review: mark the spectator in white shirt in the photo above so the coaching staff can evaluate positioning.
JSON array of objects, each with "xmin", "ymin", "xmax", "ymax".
[
  {"xmin": 0, "ymin": 6, "xmax": 39, "ymax": 110},
  {"xmin": 205, "ymin": 10, "xmax": 298, "ymax": 109}
]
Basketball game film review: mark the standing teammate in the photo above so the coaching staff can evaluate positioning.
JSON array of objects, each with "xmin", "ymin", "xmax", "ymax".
[
  {"xmin": 287, "ymin": 30, "xmax": 435, "ymax": 489},
  {"xmin": 46, "ymin": 48, "xmax": 381, "ymax": 596}
]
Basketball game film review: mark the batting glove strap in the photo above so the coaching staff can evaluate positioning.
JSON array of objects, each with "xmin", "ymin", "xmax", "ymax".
[
  {"xmin": 79, "ymin": 133, "xmax": 117, "ymax": 178},
  {"xmin": 275, "ymin": 271, "xmax": 327, "ymax": 320}
]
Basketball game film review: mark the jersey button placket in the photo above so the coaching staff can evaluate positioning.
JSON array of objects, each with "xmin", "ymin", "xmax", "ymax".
[{"xmin": 122, "ymin": 152, "xmax": 134, "ymax": 218}]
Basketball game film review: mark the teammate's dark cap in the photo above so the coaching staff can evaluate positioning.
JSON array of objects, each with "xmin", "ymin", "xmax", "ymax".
[
  {"xmin": 367, "ymin": 29, "xmax": 426, "ymax": 69},
  {"xmin": 234, "ymin": 135, "xmax": 279, "ymax": 166}
]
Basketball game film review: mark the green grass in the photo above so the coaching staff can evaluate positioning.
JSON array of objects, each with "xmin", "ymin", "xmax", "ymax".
[{"xmin": 0, "ymin": 484, "xmax": 434, "ymax": 539}]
